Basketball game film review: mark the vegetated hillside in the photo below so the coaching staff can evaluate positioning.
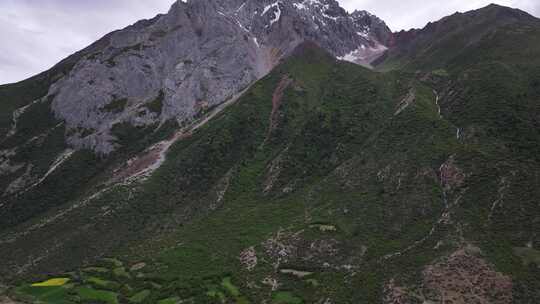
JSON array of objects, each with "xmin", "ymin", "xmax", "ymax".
[
  {"xmin": 1, "ymin": 4, "xmax": 540, "ymax": 304},
  {"xmin": 0, "ymin": 27, "xmax": 160, "ymax": 232},
  {"xmin": 0, "ymin": 0, "xmax": 393, "ymax": 237},
  {"xmin": 376, "ymin": 3, "xmax": 540, "ymax": 71},
  {"xmin": 373, "ymin": 3, "xmax": 540, "ymax": 302}
]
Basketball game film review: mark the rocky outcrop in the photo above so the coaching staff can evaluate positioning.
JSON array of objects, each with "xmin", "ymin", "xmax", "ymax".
[
  {"xmin": 439, "ymin": 155, "xmax": 465, "ymax": 192},
  {"xmin": 385, "ymin": 247, "xmax": 513, "ymax": 304},
  {"xmin": 422, "ymin": 248, "xmax": 513, "ymax": 304},
  {"xmin": 28, "ymin": 0, "xmax": 392, "ymax": 154}
]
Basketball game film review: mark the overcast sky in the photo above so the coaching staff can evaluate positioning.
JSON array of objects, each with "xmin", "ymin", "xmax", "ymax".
[{"xmin": 1, "ymin": 0, "xmax": 539, "ymax": 85}]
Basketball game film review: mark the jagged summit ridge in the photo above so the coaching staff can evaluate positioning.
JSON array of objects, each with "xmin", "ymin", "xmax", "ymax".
[{"xmin": 34, "ymin": 0, "xmax": 392, "ymax": 154}]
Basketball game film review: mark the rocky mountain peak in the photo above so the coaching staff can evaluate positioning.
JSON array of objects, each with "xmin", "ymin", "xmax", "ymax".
[
  {"xmin": 351, "ymin": 9, "xmax": 393, "ymax": 46},
  {"xmin": 10, "ymin": 0, "xmax": 392, "ymax": 154}
]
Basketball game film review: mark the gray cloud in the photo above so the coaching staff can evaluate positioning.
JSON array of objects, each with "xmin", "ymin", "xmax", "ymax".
[
  {"xmin": 0, "ymin": 0, "xmax": 172, "ymax": 84},
  {"xmin": 0, "ymin": 0, "xmax": 539, "ymax": 84}
]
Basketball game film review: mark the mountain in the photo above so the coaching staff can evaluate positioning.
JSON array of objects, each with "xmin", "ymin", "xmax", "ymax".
[
  {"xmin": 376, "ymin": 3, "xmax": 540, "ymax": 70},
  {"xmin": 1, "ymin": 2, "xmax": 540, "ymax": 304},
  {"xmin": 0, "ymin": 0, "xmax": 391, "ymax": 236},
  {"xmin": 2, "ymin": 0, "xmax": 391, "ymax": 155}
]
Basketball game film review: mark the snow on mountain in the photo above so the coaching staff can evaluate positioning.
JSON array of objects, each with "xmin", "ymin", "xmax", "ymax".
[{"xmin": 18, "ymin": 0, "xmax": 392, "ymax": 154}]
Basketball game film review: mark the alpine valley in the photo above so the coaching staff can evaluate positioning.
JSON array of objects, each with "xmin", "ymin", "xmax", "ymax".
[{"xmin": 0, "ymin": 1, "xmax": 539, "ymax": 303}]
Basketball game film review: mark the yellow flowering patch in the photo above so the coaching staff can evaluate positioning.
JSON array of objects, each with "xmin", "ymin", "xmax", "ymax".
[{"xmin": 31, "ymin": 278, "xmax": 70, "ymax": 287}]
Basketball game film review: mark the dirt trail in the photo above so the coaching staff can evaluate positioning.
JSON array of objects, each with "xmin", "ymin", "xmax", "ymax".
[
  {"xmin": 394, "ymin": 88, "xmax": 415, "ymax": 116},
  {"xmin": 114, "ymin": 84, "xmax": 254, "ymax": 183}
]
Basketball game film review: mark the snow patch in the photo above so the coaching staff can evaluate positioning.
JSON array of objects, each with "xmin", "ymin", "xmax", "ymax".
[
  {"xmin": 236, "ymin": 19, "xmax": 250, "ymax": 32},
  {"xmin": 262, "ymin": 2, "xmax": 278, "ymax": 15},
  {"xmin": 338, "ymin": 50, "xmax": 360, "ymax": 63},
  {"xmin": 236, "ymin": 1, "xmax": 246, "ymax": 12},
  {"xmin": 293, "ymin": 2, "xmax": 307, "ymax": 10},
  {"xmin": 293, "ymin": 0, "xmax": 327, "ymax": 10},
  {"xmin": 322, "ymin": 11, "xmax": 340, "ymax": 22},
  {"xmin": 337, "ymin": 43, "xmax": 387, "ymax": 65},
  {"xmin": 357, "ymin": 31, "xmax": 369, "ymax": 38},
  {"xmin": 262, "ymin": 2, "xmax": 282, "ymax": 28}
]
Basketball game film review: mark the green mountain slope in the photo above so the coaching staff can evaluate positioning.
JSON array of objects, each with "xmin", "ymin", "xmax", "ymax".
[
  {"xmin": 1, "ymin": 4, "xmax": 540, "ymax": 304},
  {"xmin": 376, "ymin": 4, "xmax": 540, "ymax": 71},
  {"xmin": 0, "ymin": 31, "xmax": 139, "ymax": 230}
]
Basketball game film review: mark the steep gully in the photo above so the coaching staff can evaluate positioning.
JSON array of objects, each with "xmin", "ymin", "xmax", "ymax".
[{"xmin": 382, "ymin": 89, "xmax": 463, "ymax": 261}]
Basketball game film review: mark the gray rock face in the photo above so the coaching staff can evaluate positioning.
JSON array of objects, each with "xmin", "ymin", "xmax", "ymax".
[{"xmin": 46, "ymin": 0, "xmax": 392, "ymax": 153}]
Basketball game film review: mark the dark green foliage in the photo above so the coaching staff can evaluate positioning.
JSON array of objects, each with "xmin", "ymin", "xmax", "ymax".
[
  {"xmin": 111, "ymin": 120, "xmax": 176, "ymax": 155},
  {"xmin": 0, "ymin": 150, "xmax": 104, "ymax": 229},
  {"xmin": 102, "ymin": 98, "xmax": 128, "ymax": 114},
  {"xmin": 375, "ymin": 7, "xmax": 540, "ymax": 301},
  {"xmin": 144, "ymin": 90, "xmax": 164, "ymax": 114}
]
